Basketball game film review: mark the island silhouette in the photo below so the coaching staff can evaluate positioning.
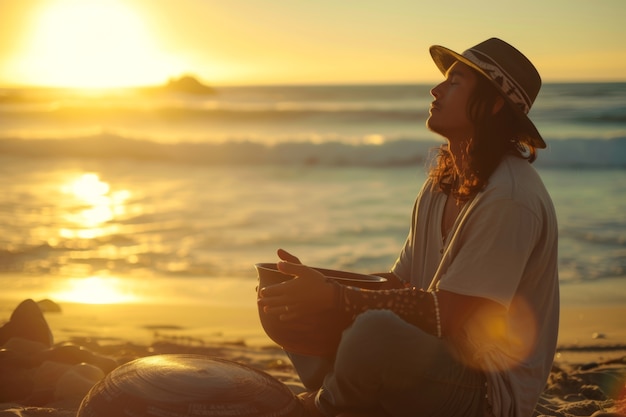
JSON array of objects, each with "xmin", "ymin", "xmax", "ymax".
[{"xmin": 154, "ymin": 75, "xmax": 215, "ymax": 95}]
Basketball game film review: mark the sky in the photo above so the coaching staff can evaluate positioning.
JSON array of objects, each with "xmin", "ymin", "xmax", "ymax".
[{"xmin": 0, "ymin": 0, "xmax": 624, "ymax": 88}]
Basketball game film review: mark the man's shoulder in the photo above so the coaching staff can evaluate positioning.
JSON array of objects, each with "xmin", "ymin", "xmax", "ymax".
[
  {"xmin": 484, "ymin": 155, "xmax": 551, "ymax": 202},
  {"xmin": 491, "ymin": 155, "xmax": 542, "ymax": 186}
]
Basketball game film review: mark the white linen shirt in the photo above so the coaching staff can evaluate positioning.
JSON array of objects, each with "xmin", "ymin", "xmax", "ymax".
[{"xmin": 392, "ymin": 155, "xmax": 559, "ymax": 417}]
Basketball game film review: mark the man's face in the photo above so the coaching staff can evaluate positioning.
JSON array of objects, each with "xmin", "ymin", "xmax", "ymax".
[{"xmin": 426, "ymin": 61, "xmax": 478, "ymax": 142}]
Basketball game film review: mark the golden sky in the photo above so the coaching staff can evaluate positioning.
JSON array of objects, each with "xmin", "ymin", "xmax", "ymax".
[{"xmin": 0, "ymin": 0, "xmax": 624, "ymax": 88}]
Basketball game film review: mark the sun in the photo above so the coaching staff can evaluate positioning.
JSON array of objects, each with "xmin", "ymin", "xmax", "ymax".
[
  {"xmin": 52, "ymin": 276, "xmax": 138, "ymax": 304},
  {"xmin": 14, "ymin": 0, "xmax": 184, "ymax": 88}
]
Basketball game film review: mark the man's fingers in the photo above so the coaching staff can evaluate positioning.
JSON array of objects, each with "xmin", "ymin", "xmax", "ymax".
[
  {"xmin": 259, "ymin": 280, "xmax": 291, "ymax": 298},
  {"xmin": 276, "ymin": 260, "xmax": 308, "ymax": 277},
  {"xmin": 277, "ymin": 248, "xmax": 301, "ymax": 264},
  {"xmin": 258, "ymin": 299, "xmax": 301, "ymax": 321}
]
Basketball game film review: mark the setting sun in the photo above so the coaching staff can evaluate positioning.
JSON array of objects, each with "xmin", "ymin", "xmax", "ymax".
[
  {"xmin": 52, "ymin": 276, "xmax": 138, "ymax": 304},
  {"xmin": 1, "ymin": 1, "xmax": 623, "ymax": 87},
  {"xmin": 13, "ymin": 0, "xmax": 183, "ymax": 88}
]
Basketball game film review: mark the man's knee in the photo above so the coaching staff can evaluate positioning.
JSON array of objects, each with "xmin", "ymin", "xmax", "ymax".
[
  {"xmin": 345, "ymin": 310, "xmax": 402, "ymax": 340},
  {"xmin": 337, "ymin": 310, "xmax": 403, "ymax": 362}
]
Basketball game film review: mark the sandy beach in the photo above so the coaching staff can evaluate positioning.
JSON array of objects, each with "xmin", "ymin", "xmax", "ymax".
[{"xmin": 1, "ymin": 291, "xmax": 625, "ymax": 417}]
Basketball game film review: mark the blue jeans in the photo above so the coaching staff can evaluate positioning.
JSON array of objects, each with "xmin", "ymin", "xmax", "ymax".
[{"xmin": 287, "ymin": 310, "xmax": 486, "ymax": 417}]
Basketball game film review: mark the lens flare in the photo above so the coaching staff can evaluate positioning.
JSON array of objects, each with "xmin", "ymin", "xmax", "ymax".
[{"xmin": 462, "ymin": 296, "xmax": 538, "ymax": 371}]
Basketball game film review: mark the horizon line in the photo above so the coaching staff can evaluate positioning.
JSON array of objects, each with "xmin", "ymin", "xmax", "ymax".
[{"xmin": 2, "ymin": 78, "xmax": 626, "ymax": 90}]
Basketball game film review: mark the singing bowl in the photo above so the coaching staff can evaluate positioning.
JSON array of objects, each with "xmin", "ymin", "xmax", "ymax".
[
  {"xmin": 77, "ymin": 354, "xmax": 300, "ymax": 417},
  {"xmin": 255, "ymin": 262, "xmax": 386, "ymax": 356}
]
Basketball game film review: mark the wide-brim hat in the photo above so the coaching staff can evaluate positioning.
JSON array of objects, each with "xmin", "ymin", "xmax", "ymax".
[{"xmin": 429, "ymin": 38, "xmax": 546, "ymax": 149}]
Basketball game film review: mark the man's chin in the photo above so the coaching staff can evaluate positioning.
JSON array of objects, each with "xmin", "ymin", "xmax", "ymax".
[{"xmin": 426, "ymin": 119, "xmax": 442, "ymax": 135}]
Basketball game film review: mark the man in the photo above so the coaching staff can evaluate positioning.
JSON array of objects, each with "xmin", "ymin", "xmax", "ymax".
[{"xmin": 259, "ymin": 38, "xmax": 559, "ymax": 417}]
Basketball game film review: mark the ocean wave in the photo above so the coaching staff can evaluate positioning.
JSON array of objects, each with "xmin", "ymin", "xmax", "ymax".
[
  {"xmin": 538, "ymin": 137, "xmax": 626, "ymax": 168},
  {"xmin": 1, "ymin": 134, "xmax": 625, "ymax": 169},
  {"xmin": 538, "ymin": 82, "xmax": 626, "ymax": 98},
  {"xmin": 562, "ymin": 229, "xmax": 626, "ymax": 247},
  {"xmin": 2, "ymin": 100, "xmax": 624, "ymax": 127},
  {"xmin": 0, "ymin": 105, "xmax": 429, "ymax": 126},
  {"xmin": 580, "ymin": 111, "xmax": 626, "ymax": 124}
]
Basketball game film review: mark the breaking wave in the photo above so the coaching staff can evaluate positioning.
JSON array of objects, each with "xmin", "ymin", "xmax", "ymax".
[{"xmin": 1, "ymin": 134, "xmax": 624, "ymax": 169}]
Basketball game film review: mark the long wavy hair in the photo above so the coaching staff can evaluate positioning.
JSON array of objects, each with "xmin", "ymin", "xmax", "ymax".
[{"xmin": 428, "ymin": 69, "xmax": 538, "ymax": 200}]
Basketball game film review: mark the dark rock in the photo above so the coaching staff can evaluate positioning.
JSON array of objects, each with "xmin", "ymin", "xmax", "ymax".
[
  {"xmin": 37, "ymin": 299, "xmax": 62, "ymax": 313},
  {"xmin": 0, "ymin": 348, "xmax": 36, "ymax": 369},
  {"xmin": 0, "ymin": 299, "xmax": 53, "ymax": 347},
  {"xmin": 0, "ymin": 367, "xmax": 33, "ymax": 402},
  {"xmin": 39, "ymin": 344, "xmax": 94, "ymax": 362},
  {"xmin": 36, "ymin": 343, "xmax": 118, "ymax": 374}
]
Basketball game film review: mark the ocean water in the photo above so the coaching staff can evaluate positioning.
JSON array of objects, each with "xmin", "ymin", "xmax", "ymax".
[{"xmin": 0, "ymin": 83, "xmax": 624, "ymax": 306}]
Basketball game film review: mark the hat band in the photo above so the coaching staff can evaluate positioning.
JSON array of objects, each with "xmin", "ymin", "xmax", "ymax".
[{"xmin": 463, "ymin": 50, "xmax": 532, "ymax": 114}]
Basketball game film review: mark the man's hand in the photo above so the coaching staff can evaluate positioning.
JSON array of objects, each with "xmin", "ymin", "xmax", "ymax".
[{"xmin": 258, "ymin": 259, "xmax": 336, "ymax": 321}]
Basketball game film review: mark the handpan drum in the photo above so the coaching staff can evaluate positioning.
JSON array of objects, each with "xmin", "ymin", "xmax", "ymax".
[{"xmin": 77, "ymin": 354, "xmax": 301, "ymax": 417}]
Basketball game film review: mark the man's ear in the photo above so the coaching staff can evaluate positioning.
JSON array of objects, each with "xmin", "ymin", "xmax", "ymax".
[{"xmin": 492, "ymin": 96, "xmax": 505, "ymax": 115}]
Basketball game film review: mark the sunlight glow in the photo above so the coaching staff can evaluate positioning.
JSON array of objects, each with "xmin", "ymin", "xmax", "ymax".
[
  {"xmin": 15, "ymin": 0, "xmax": 183, "ymax": 88},
  {"xmin": 60, "ymin": 173, "xmax": 130, "ymax": 238},
  {"xmin": 53, "ymin": 276, "xmax": 138, "ymax": 304},
  {"xmin": 363, "ymin": 134, "xmax": 386, "ymax": 145},
  {"xmin": 69, "ymin": 173, "xmax": 110, "ymax": 198},
  {"xmin": 462, "ymin": 296, "xmax": 538, "ymax": 371}
]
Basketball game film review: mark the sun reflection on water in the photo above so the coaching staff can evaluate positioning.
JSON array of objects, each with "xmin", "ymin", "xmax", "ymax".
[
  {"xmin": 52, "ymin": 173, "xmax": 138, "ymax": 303},
  {"xmin": 59, "ymin": 173, "xmax": 131, "ymax": 239}
]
